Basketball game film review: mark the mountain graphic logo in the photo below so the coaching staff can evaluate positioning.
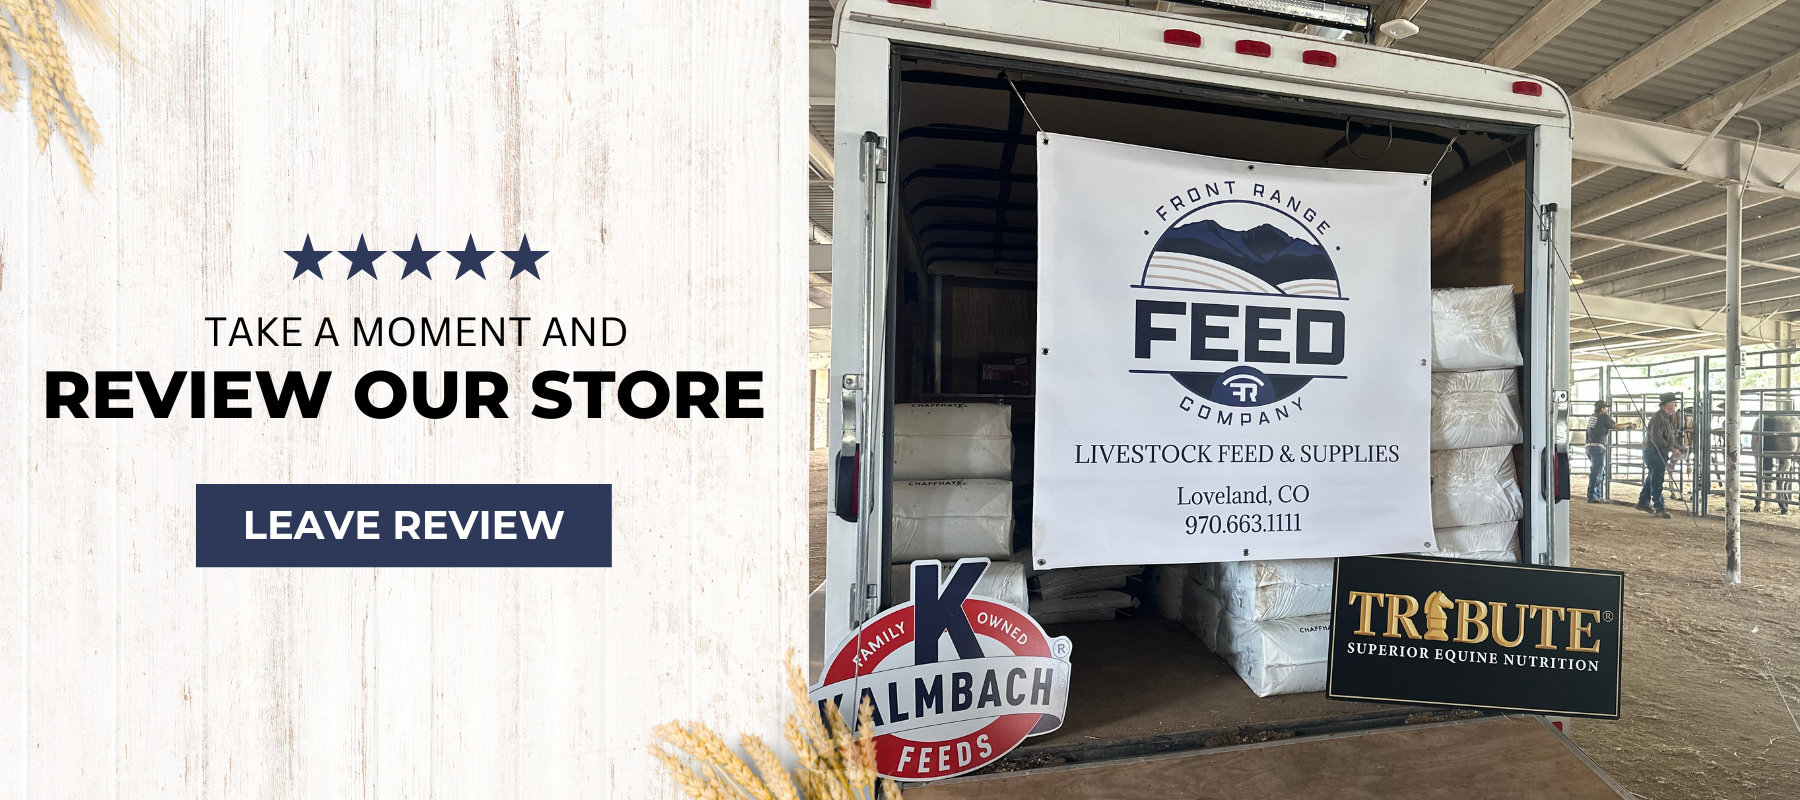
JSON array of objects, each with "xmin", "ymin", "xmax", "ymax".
[
  {"xmin": 1130, "ymin": 198, "xmax": 1346, "ymax": 410},
  {"xmin": 1139, "ymin": 202, "xmax": 1339, "ymax": 298}
]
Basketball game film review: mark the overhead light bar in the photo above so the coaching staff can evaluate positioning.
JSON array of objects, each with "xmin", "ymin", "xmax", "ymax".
[{"xmin": 1165, "ymin": 0, "xmax": 1374, "ymax": 35}]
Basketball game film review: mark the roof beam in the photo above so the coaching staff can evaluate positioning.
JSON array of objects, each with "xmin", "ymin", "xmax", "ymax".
[
  {"xmin": 1663, "ymin": 268, "xmax": 1800, "ymax": 306},
  {"xmin": 1568, "ymin": 0, "xmax": 1787, "ymax": 110},
  {"xmin": 1573, "ymin": 110, "xmax": 1800, "ymax": 202},
  {"xmin": 1572, "ymin": 161, "xmax": 1614, "ymax": 186},
  {"xmin": 808, "ymin": 130, "xmax": 835, "ymax": 181},
  {"xmin": 1659, "ymin": 48, "xmax": 1800, "ymax": 131},
  {"xmin": 1572, "ymin": 174, "xmax": 1695, "ymax": 227},
  {"xmin": 1569, "ymin": 293, "xmax": 1734, "ymax": 336},
  {"xmin": 1597, "ymin": 241, "xmax": 1800, "ymax": 302},
  {"xmin": 1478, "ymin": 0, "xmax": 1604, "ymax": 68},
  {"xmin": 1572, "ymin": 332, "xmax": 1717, "ymax": 354},
  {"xmin": 1574, "ymin": 205, "xmax": 1800, "ymax": 283},
  {"xmin": 1571, "ymin": 192, "xmax": 1780, "ymax": 260}
]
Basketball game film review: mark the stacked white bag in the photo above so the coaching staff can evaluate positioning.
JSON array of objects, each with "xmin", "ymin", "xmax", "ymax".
[
  {"xmin": 1428, "ymin": 287, "xmax": 1524, "ymax": 563},
  {"xmin": 1431, "ymin": 370, "xmax": 1522, "ymax": 451},
  {"xmin": 890, "ymin": 404, "xmax": 1026, "ymax": 608},
  {"xmin": 890, "ymin": 561, "xmax": 1029, "ymax": 609},
  {"xmin": 1175, "ymin": 559, "xmax": 1333, "ymax": 697},
  {"xmin": 894, "ymin": 404, "xmax": 1012, "ymax": 480},
  {"xmin": 891, "ymin": 479, "xmax": 1014, "ymax": 563}
]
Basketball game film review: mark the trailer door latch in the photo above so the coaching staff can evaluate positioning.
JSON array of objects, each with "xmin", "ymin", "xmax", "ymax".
[{"xmin": 833, "ymin": 374, "xmax": 864, "ymax": 523}]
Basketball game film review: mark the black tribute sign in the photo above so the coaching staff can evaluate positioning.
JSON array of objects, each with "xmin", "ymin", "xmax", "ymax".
[{"xmin": 1327, "ymin": 555, "xmax": 1624, "ymax": 719}]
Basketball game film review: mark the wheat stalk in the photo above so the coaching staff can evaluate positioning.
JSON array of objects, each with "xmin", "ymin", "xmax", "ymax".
[
  {"xmin": 656, "ymin": 660, "xmax": 903, "ymax": 800},
  {"xmin": 0, "ymin": 6, "xmax": 22, "ymax": 108},
  {"xmin": 0, "ymin": 0, "xmax": 136, "ymax": 190}
]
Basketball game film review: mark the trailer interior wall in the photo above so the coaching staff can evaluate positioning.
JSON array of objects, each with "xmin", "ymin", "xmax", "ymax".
[{"xmin": 864, "ymin": 50, "xmax": 1555, "ymax": 763}]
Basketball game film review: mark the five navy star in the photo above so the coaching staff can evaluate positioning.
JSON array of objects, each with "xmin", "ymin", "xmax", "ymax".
[
  {"xmin": 396, "ymin": 235, "xmax": 439, "ymax": 280},
  {"xmin": 503, "ymin": 235, "xmax": 547, "ymax": 280},
  {"xmin": 450, "ymin": 236, "xmax": 493, "ymax": 280},
  {"xmin": 340, "ymin": 235, "xmax": 386, "ymax": 280},
  {"xmin": 286, "ymin": 235, "xmax": 329, "ymax": 279},
  {"xmin": 284, "ymin": 235, "xmax": 546, "ymax": 281}
]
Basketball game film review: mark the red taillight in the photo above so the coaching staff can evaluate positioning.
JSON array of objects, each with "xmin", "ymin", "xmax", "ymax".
[
  {"xmin": 1552, "ymin": 720, "xmax": 1564, "ymax": 731},
  {"xmin": 888, "ymin": 0, "xmax": 931, "ymax": 7},
  {"xmin": 1302, "ymin": 50, "xmax": 1337, "ymax": 67},
  {"xmin": 1164, "ymin": 29, "xmax": 1202, "ymax": 48},
  {"xmin": 1513, "ymin": 80, "xmax": 1543, "ymax": 96},
  {"xmin": 1236, "ymin": 40, "xmax": 1272, "ymax": 58}
]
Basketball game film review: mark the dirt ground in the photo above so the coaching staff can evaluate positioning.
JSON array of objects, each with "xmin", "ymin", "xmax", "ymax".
[
  {"xmin": 1565, "ymin": 481, "xmax": 1800, "ymax": 800},
  {"xmin": 806, "ymin": 458, "xmax": 1800, "ymax": 797},
  {"xmin": 809, "ymin": 448, "xmax": 828, "ymax": 590}
]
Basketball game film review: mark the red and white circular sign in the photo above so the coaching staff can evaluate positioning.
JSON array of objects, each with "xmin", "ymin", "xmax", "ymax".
[{"xmin": 812, "ymin": 560, "xmax": 1073, "ymax": 781}]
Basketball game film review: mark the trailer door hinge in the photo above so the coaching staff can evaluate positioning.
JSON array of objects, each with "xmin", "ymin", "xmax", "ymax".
[
  {"xmin": 1539, "ymin": 202, "xmax": 1557, "ymax": 243},
  {"xmin": 860, "ymin": 132, "xmax": 889, "ymax": 184}
]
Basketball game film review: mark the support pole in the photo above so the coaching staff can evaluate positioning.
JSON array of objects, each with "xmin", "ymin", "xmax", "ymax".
[
  {"xmin": 1725, "ymin": 143, "xmax": 1745, "ymax": 585},
  {"xmin": 1600, "ymin": 365, "xmax": 1611, "ymax": 500}
]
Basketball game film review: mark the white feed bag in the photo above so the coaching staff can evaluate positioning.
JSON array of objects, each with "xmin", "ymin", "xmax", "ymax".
[
  {"xmin": 1430, "ymin": 447, "xmax": 1523, "ymax": 528},
  {"xmin": 889, "ymin": 560, "xmax": 1029, "ymax": 611},
  {"xmin": 1430, "ymin": 369, "xmax": 1523, "ymax": 451},
  {"xmin": 1034, "ymin": 564, "xmax": 1145, "ymax": 600},
  {"xmin": 891, "ymin": 479, "xmax": 1014, "ymax": 563},
  {"xmin": 1152, "ymin": 565, "xmax": 1188, "ymax": 620},
  {"xmin": 1422, "ymin": 522, "xmax": 1521, "ymax": 563},
  {"xmin": 893, "ymin": 403, "xmax": 1013, "ymax": 480},
  {"xmin": 1431, "ymin": 286, "xmax": 1523, "ymax": 372},
  {"xmin": 1218, "ymin": 614, "xmax": 1331, "ymax": 698},
  {"xmin": 1216, "ymin": 559, "xmax": 1335, "ymax": 621}
]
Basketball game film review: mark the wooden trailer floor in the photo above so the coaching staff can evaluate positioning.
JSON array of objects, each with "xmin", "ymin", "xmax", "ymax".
[
  {"xmin": 910, "ymin": 715, "xmax": 1630, "ymax": 799},
  {"xmin": 1019, "ymin": 614, "xmax": 1413, "ymax": 759}
]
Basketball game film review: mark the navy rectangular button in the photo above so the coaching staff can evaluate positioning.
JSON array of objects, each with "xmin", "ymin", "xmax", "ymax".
[{"xmin": 196, "ymin": 484, "xmax": 612, "ymax": 567}]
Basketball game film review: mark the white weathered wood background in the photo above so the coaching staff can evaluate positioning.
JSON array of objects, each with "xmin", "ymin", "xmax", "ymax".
[{"xmin": 0, "ymin": 1, "xmax": 808, "ymax": 797}]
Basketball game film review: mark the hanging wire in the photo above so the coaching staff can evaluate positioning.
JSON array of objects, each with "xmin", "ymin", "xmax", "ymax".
[
  {"xmin": 1429, "ymin": 133, "xmax": 1460, "ymax": 177},
  {"xmin": 999, "ymin": 71, "xmax": 1049, "ymax": 143}
]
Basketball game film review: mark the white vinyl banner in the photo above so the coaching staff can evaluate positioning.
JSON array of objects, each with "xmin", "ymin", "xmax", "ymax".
[{"xmin": 1034, "ymin": 134, "xmax": 1434, "ymax": 568}]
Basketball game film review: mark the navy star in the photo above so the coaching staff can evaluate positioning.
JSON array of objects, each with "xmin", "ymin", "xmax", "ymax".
[
  {"xmin": 450, "ymin": 236, "xmax": 492, "ymax": 279},
  {"xmin": 503, "ymin": 234, "xmax": 547, "ymax": 280},
  {"xmin": 340, "ymin": 235, "xmax": 386, "ymax": 280},
  {"xmin": 396, "ymin": 235, "xmax": 439, "ymax": 280},
  {"xmin": 286, "ymin": 235, "xmax": 329, "ymax": 280}
]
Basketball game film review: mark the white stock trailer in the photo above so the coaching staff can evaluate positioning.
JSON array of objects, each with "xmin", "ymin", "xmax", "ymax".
[{"xmin": 820, "ymin": 0, "xmax": 1598, "ymax": 791}]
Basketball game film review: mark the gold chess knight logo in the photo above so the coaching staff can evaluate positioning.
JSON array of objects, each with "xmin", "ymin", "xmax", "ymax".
[{"xmin": 1343, "ymin": 589, "xmax": 1607, "ymax": 653}]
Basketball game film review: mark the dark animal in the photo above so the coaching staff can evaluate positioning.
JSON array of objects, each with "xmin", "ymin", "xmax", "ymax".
[{"xmin": 1754, "ymin": 413, "xmax": 1800, "ymax": 513}]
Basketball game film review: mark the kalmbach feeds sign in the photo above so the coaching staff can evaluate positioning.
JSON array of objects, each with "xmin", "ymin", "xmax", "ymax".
[
  {"xmin": 812, "ymin": 560, "xmax": 1073, "ymax": 780},
  {"xmin": 1327, "ymin": 555, "xmax": 1625, "ymax": 719},
  {"xmin": 1034, "ymin": 134, "xmax": 1432, "ymax": 568}
]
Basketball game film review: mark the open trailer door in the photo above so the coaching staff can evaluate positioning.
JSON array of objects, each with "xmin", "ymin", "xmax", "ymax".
[
  {"xmin": 823, "ymin": 28, "xmax": 898, "ymax": 654},
  {"xmin": 905, "ymin": 715, "xmax": 1630, "ymax": 799}
]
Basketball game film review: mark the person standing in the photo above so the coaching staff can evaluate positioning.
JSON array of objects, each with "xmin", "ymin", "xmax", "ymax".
[
  {"xmin": 1585, "ymin": 401, "xmax": 1633, "ymax": 502},
  {"xmin": 1638, "ymin": 392, "xmax": 1683, "ymax": 518}
]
